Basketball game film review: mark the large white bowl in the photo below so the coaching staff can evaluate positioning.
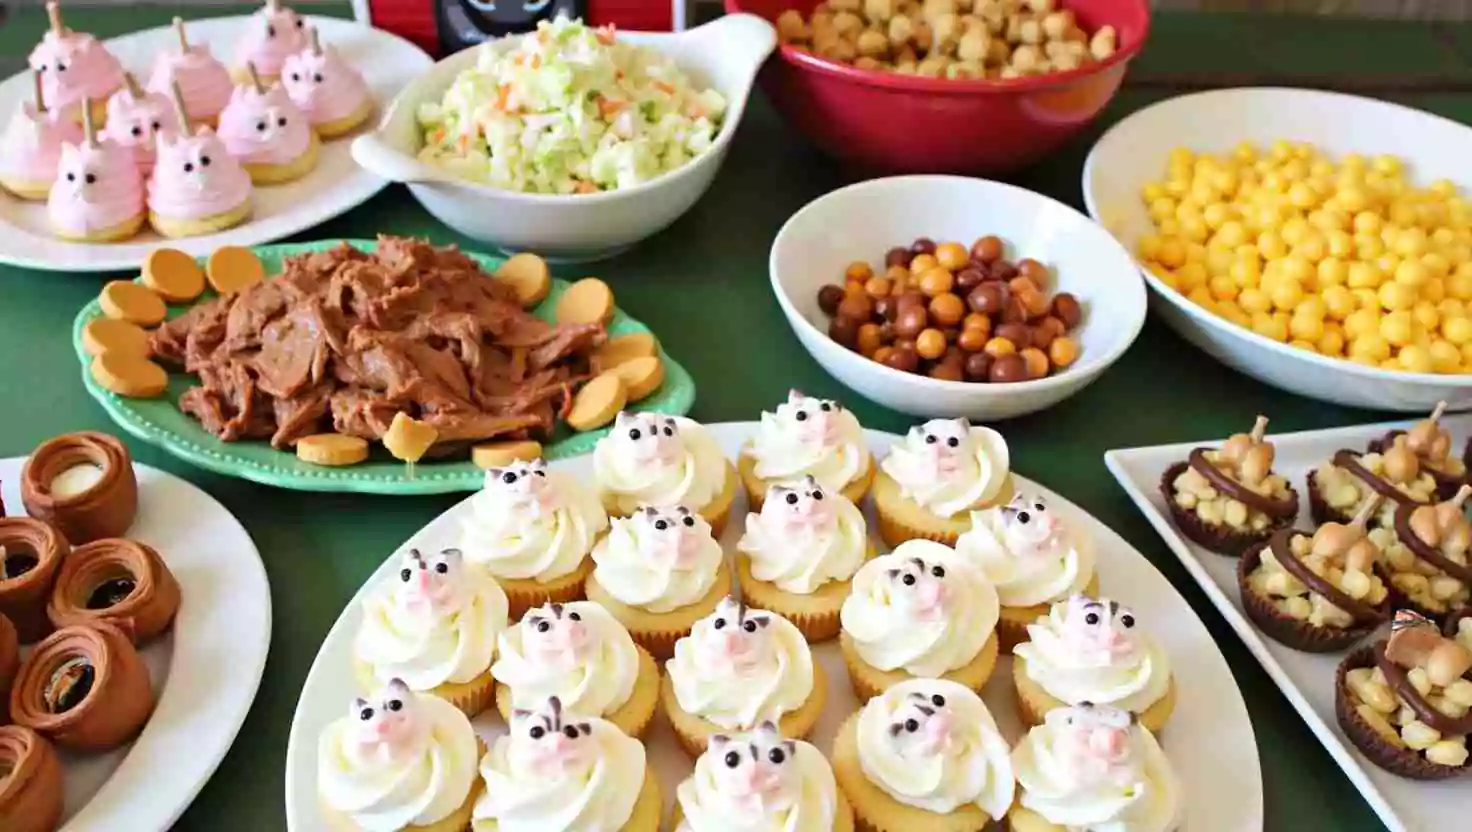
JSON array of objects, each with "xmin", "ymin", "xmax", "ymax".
[
  {"xmin": 1083, "ymin": 87, "xmax": 1472, "ymax": 411},
  {"xmin": 770, "ymin": 175, "xmax": 1148, "ymax": 421},
  {"xmin": 351, "ymin": 14, "xmax": 775, "ymax": 261}
]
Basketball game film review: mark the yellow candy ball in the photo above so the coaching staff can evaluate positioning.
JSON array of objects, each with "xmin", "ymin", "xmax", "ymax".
[
  {"xmin": 1399, "ymin": 344, "xmax": 1434, "ymax": 373},
  {"xmin": 1381, "ymin": 310, "xmax": 1415, "ymax": 347}
]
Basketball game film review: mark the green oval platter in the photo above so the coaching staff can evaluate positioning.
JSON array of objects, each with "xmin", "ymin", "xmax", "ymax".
[{"xmin": 71, "ymin": 240, "xmax": 696, "ymax": 494}]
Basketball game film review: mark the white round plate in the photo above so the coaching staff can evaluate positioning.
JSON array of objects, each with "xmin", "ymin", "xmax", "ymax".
[
  {"xmin": 283, "ymin": 423, "xmax": 1262, "ymax": 831},
  {"xmin": 0, "ymin": 15, "xmax": 431, "ymax": 273},
  {"xmin": 1, "ymin": 456, "xmax": 271, "ymax": 831}
]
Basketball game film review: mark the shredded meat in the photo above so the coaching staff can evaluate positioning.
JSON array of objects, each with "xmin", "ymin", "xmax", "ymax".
[{"xmin": 154, "ymin": 236, "xmax": 608, "ymax": 452}]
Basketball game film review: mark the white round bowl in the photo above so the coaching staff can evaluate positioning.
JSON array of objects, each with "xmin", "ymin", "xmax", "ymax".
[
  {"xmin": 351, "ymin": 15, "xmax": 776, "ymax": 261},
  {"xmin": 1083, "ymin": 87, "xmax": 1472, "ymax": 412},
  {"xmin": 770, "ymin": 175, "xmax": 1148, "ymax": 421}
]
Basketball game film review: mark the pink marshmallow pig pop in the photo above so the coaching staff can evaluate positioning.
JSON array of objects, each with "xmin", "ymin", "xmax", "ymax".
[
  {"xmin": 28, "ymin": 2, "xmax": 125, "ymax": 125},
  {"xmin": 216, "ymin": 63, "xmax": 319, "ymax": 185},
  {"xmin": 47, "ymin": 97, "xmax": 145, "ymax": 242},
  {"xmin": 281, "ymin": 27, "xmax": 372, "ymax": 138},
  {"xmin": 147, "ymin": 18, "xmax": 234, "ymax": 127},
  {"xmin": 234, "ymin": 0, "xmax": 308, "ymax": 82},
  {"xmin": 146, "ymin": 80, "xmax": 253, "ymax": 239},
  {"xmin": 0, "ymin": 71, "xmax": 83, "ymax": 200},
  {"xmin": 101, "ymin": 73, "xmax": 178, "ymax": 176}
]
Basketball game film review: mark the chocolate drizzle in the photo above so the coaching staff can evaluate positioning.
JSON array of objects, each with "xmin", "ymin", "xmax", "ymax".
[
  {"xmin": 1373, "ymin": 641, "xmax": 1472, "ymax": 735},
  {"xmin": 1186, "ymin": 449, "xmax": 1298, "ymax": 517},
  {"xmin": 1393, "ymin": 504, "xmax": 1472, "ymax": 584},
  {"xmin": 1331, "ymin": 450, "xmax": 1431, "ymax": 507},
  {"xmin": 1266, "ymin": 530, "xmax": 1385, "ymax": 624}
]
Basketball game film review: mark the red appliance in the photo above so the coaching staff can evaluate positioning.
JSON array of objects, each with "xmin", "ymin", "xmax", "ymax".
[{"xmin": 353, "ymin": 0, "xmax": 692, "ymax": 57}]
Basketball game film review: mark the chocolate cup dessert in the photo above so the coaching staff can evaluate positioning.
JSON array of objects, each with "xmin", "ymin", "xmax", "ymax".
[
  {"xmin": 1335, "ymin": 642, "xmax": 1472, "ymax": 780},
  {"xmin": 1370, "ymin": 430, "xmax": 1467, "ymax": 501},
  {"xmin": 1383, "ymin": 503, "xmax": 1472, "ymax": 625},
  {"xmin": 1308, "ymin": 451, "xmax": 1431, "ymax": 527},
  {"xmin": 1161, "ymin": 454, "xmax": 1298, "ymax": 557},
  {"xmin": 47, "ymin": 539, "xmax": 181, "ymax": 645},
  {"xmin": 0, "ymin": 613, "xmax": 18, "ymax": 717},
  {"xmin": 20, "ymin": 432, "xmax": 138, "ymax": 545},
  {"xmin": 1448, "ymin": 606, "xmax": 1472, "ymax": 638},
  {"xmin": 0, "ymin": 519, "xmax": 69, "ymax": 644},
  {"xmin": 1238, "ymin": 532, "xmax": 1388, "ymax": 653},
  {"xmin": 10, "ymin": 623, "xmax": 155, "ymax": 752},
  {"xmin": 0, "ymin": 725, "xmax": 65, "ymax": 832}
]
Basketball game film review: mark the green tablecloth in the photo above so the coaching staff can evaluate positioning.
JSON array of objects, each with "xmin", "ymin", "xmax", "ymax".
[{"xmin": 4, "ymin": 5, "xmax": 1468, "ymax": 829}]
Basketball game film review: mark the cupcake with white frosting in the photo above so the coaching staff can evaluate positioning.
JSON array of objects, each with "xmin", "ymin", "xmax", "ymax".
[
  {"xmin": 874, "ymin": 418, "xmax": 1014, "ymax": 547},
  {"xmin": 593, "ymin": 413, "xmax": 738, "ymax": 536},
  {"xmin": 662, "ymin": 597, "xmax": 826, "ymax": 755},
  {"xmin": 353, "ymin": 548, "xmax": 509, "ymax": 717},
  {"xmin": 955, "ymin": 492, "xmax": 1099, "ymax": 652},
  {"xmin": 472, "ymin": 697, "xmax": 661, "ymax": 832},
  {"xmin": 1013, "ymin": 595, "xmax": 1177, "ymax": 732},
  {"xmin": 737, "ymin": 390, "xmax": 874, "ymax": 511},
  {"xmin": 318, "ymin": 679, "xmax": 483, "ymax": 832},
  {"xmin": 736, "ymin": 475, "xmax": 874, "ymax": 641},
  {"xmin": 1009, "ymin": 703, "xmax": 1183, "ymax": 832},
  {"xmin": 672, "ymin": 722, "xmax": 855, "ymax": 831},
  {"xmin": 491, "ymin": 601, "xmax": 659, "ymax": 739},
  {"xmin": 585, "ymin": 504, "xmax": 730, "ymax": 659},
  {"xmin": 831, "ymin": 678, "xmax": 1014, "ymax": 832},
  {"xmin": 458, "ymin": 459, "xmax": 609, "ymax": 620},
  {"xmin": 838, "ymin": 540, "xmax": 1001, "ymax": 700}
]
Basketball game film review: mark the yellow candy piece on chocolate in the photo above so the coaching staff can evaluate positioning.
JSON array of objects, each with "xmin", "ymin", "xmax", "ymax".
[{"xmin": 383, "ymin": 412, "xmax": 439, "ymax": 463}]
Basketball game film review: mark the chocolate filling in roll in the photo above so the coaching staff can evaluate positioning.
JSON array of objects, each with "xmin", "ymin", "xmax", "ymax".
[
  {"xmin": 0, "ymin": 519, "xmax": 68, "ymax": 644},
  {"xmin": 0, "ymin": 724, "xmax": 64, "ymax": 832},
  {"xmin": 21, "ymin": 432, "xmax": 138, "ymax": 545},
  {"xmin": 10, "ymin": 623, "xmax": 154, "ymax": 752},
  {"xmin": 46, "ymin": 538, "xmax": 180, "ymax": 645}
]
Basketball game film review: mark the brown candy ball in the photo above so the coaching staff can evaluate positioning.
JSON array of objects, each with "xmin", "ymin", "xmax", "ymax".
[{"xmin": 989, "ymin": 353, "xmax": 1028, "ymax": 383}]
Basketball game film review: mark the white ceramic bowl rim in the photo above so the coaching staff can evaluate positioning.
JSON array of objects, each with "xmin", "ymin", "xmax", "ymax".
[
  {"xmin": 1084, "ymin": 86, "xmax": 1472, "ymax": 390},
  {"xmin": 358, "ymin": 14, "xmax": 775, "ymax": 206},
  {"xmin": 770, "ymin": 174, "xmax": 1149, "ymax": 394}
]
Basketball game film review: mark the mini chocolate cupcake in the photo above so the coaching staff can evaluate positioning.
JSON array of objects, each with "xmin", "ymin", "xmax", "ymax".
[
  {"xmin": 1161, "ymin": 415, "xmax": 1299, "ymax": 556},
  {"xmin": 20, "ymin": 432, "xmax": 138, "ymax": 545},
  {"xmin": 1238, "ymin": 499, "xmax": 1390, "ymax": 653},
  {"xmin": 0, "ymin": 519, "xmax": 69, "ymax": 644},
  {"xmin": 10, "ymin": 622, "xmax": 155, "ymax": 752},
  {"xmin": 1369, "ymin": 402, "xmax": 1468, "ymax": 500},
  {"xmin": 0, "ymin": 725, "xmax": 64, "ymax": 832},
  {"xmin": 1336, "ymin": 611, "xmax": 1472, "ymax": 780},
  {"xmin": 1378, "ymin": 486, "xmax": 1472, "ymax": 624},
  {"xmin": 1309, "ymin": 435, "xmax": 1436, "ymax": 529},
  {"xmin": 46, "ymin": 538, "xmax": 181, "ymax": 645}
]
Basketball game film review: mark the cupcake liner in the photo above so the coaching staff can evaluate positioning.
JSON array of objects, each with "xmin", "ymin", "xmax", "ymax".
[
  {"xmin": 1334, "ymin": 645, "xmax": 1470, "ymax": 780},
  {"xmin": 497, "ymin": 558, "xmax": 592, "ymax": 623},
  {"xmin": 673, "ymin": 789, "xmax": 857, "ymax": 832},
  {"xmin": 872, "ymin": 470, "xmax": 1014, "ymax": 549},
  {"xmin": 839, "ymin": 631, "xmax": 999, "ymax": 702},
  {"xmin": 661, "ymin": 661, "xmax": 828, "ymax": 757},
  {"xmin": 0, "ymin": 614, "xmax": 18, "ymax": 716},
  {"xmin": 1236, "ymin": 542, "xmax": 1381, "ymax": 653},
  {"xmin": 1159, "ymin": 462, "xmax": 1284, "ymax": 557},
  {"xmin": 1006, "ymin": 806, "xmax": 1065, "ymax": 832},
  {"xmin": 1012, "ymin": 654, "xmax": 1175, "ymax": 734},
  {"xmin": 703, "ymin": 463, "xmax": 740, "ymax": 540},
  {"xmin": 738, "ymin": 450, "xmax": 876, "ymax": 513},
  {"xmin": 626, "ymin": 765, "xmax": 664, "ymax": 832},
  {"xmin": 353, "ymin": 659, "xmax": 496, "ymax": 720},
  {"xmin": 831, "ymin": 712, "xmax": 991, "ymax": 832},
  {"xmin": 585, "ymin": 562, "xmax": 730, "ymax": 661},
  {"xmin": 495, "ymin": 645, "xmax": 660, "ymax": 739},
  {"xmin": 735, "ymin": 552, "xmax": 872, "ymax": 643}
]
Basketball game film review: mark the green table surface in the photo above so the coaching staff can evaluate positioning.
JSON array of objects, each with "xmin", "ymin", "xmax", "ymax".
[{"xmin": 4, "ymin": 4, "xmax": 1468, "ymax": 830}]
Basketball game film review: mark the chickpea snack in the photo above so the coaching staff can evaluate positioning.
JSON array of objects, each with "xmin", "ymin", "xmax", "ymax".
[
  {"xmin": 1160, "ymin": 415, "xmax": 1299, "ymax": 557},
  {"xmin": 1385, "ymin": 485, "xmax": 1472, "ymax": 623},
  {"xmin": 1368, "ymin": 402, "xmax": 1469, "ymax": 500},
  {"xmin": 1336, "ymin": 610, "xmax": 1472, "ymax": 779},
  {"xmin": 1238, "ymin": 499, "xmax": 1391, "ymax": 653}
]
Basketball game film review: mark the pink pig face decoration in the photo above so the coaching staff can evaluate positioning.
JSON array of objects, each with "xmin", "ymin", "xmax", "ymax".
[
  {"xmin": 522, "ymin": 603, "xmax": 591, "ymax": 666},
  {"xmin": 698, "ymin": 597, "xmax": 772, "ymax": 674},
  {"xmin": 999, "ymin": 494, "xmax": 1065, "ymax": 555},
  {"xmin": 887, "ymin": 556, "xmax": 950, "ymax": 620},
  {"xmin": 765, "ymin": 476, "xmax": 833, "ymax": 535},
  {"xmin": 487, "ymin": 459, "xmax": 556, "ymax": 512},
  {"xmin": 350, "ymin": 679, "xmax": 425, "ymax": 759},
  {"xmin": 1048, "ymin": 703, "xmax": 1138, "ymax": 787},
  {"xmin": 612, "ymin": 412, "xmax": 682, "ymax": 466},
  {"xmin": 52, "ymin": 143, "xmax": 107, "ymax": 203},
  {"xmin": 394, "ymin": 548, "xmax": 463, "ymax": 616},
  {"xmin": 888, "ymin": 689, "xmax": 959, "ymax": 757},
  {"xmin": 510, "ymin": 697, "xmax": 596, "ymax": 777},
  {"xmin": 156, "ymin": 130, "xmax": 228, "ymax": 189},
  {"xmin": 636, "ymin": 505, "xmax": 703, "ymax": 570},
  {"xmin": 225, "ymin": 86, "xmax": 297, "ymax": 147},
  {"xmin": 1061, "ymin": 596, "xmax": 1140, "ymax": 661},
  {"xmin": 914, "ymin": 418, "xmax": 972, "ymax": 477},
  {"xmin": 781, "ymin": 389, "xmax": 844, "ymax": 447},
  {"xmin": 709, "ymin": 722, "xmax": 798, "ymax": 810}
]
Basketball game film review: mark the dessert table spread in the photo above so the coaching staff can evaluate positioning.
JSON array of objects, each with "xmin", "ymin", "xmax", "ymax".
[{"xmin": 4, "ymin": 3, "xmax": 1472, "ymax": 830}]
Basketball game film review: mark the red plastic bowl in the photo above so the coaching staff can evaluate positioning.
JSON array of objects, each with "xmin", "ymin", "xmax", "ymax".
[{"xmin": 724, "ymin": 0, "xmax": 1151, "ymax": 175}]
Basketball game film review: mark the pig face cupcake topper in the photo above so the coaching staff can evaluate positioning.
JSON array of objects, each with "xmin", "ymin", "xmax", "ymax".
[
  {"xmin": 347, "ymin": 678, "xmax": 426, "ymax": 763},
  {"xmin": 708, "ymin": 723, "xmax": 799, "ymax": 810},
  {"xmin": 391, "ymin": 548, "xmax": 465, "ymax": 617},
  {"xmin": 509, "ymin": 696, "xmax": 597, "ymax": 776},
  {"xmin": 491, "ymin": 600, "xmax": 643, "ymax": 724},
  {"xmin": 521, "ymin": 602, "xmax": 594, "ymax": 668},
  {"xmin": 880, "ymin": 417, "xmax": 1012, "ymax": 521},
  {"xmin": 1044, "ymin": 703, "xmax": 1140, "ymax": 787},
  {"xmin": 486, "ymin": 459, "xmax": 557, "ymax": 514},
  {"xmin": 997, "ymin": 494, "xmax": 1068, "ymax": 558},
  {"xmin": 695, "ymin": 597, "xmax": 773, "ymax": 674},
  {"xmin": 764, "ymin": 477, "xmax": 834, "ymax": 536},
  {"xmin": 594, "ymin": 414, "xmax": 733, "ymax": 524},
  {"xmin": 612, "ymin": 412, "xmax": 683, "ymax": 466},
  {"xmin": 744, "ymin": 390, "xmax": 871, "ymax": 501}
]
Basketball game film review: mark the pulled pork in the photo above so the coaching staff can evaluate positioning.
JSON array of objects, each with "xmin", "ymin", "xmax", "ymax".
[{"xmin": 151, "ymin": 236, "xmax": 605, "ymax": 452}]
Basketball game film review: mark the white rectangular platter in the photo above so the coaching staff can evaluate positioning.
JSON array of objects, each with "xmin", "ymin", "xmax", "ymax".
[{"xmin": 1104, "ymin": 415, "xmax": 1472, "ymax": 832}]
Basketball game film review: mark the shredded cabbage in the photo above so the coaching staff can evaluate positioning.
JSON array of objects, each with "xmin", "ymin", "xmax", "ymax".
[{"xmin": 416, "ymin": 16, "xmax": 728, "ymax": 195}]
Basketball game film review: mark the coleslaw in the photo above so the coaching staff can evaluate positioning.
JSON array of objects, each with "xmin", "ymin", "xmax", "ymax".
[{"xmin": 416, "ymin": 17, "xmax": 728, "ymax": 195}]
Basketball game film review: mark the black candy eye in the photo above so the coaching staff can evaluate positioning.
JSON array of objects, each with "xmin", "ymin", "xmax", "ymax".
[
  {"xmin": 683, "ymin": 516, "xmax": 695, "ymax": 527},
  {"xmin": 529, "ymin": 726, "xmax": 545, "ymax": 739},
  {"xmin": 663, "ymin": 426, "xmax": 674, "ymax": 436},
  {"xmin": 535, "ymin": 468, "xmax": 546, "ymax": 477},
  {"xmin": 931, "ymin": 565, "xmax": 945, "ymax": 578},
  {"xmin": 65, "ymin": 172, "xmax": 75, "ymax": 182},
  {"xmin": 713, "ymin": 618, "xmax": 726, "ymax": 630},
  {"xmin": 820, "ymin": 402, "xmax": 833, "ymax": 412},
  {"xmin": 563, "ymin": 725, "xmax": 579, "ymax": 738},
  {"xmin": 399, "ymin": 568, "xmax": 411, "ymax": 582},
  {"xmin": 785, "ymin": 493, "xmax": 798, "ymax": 505},
  {"xmin": 359, "ymin": 707, "xmax": 373, "ymax": 720},
  {"xmin": 1085, "ymin": 612, "xmax": 1100, "ymax": 625},
  {"xmin": 183, "ymin": 162, "xmax": 194, "ymax": 172},
  {"xmin": 947, "ymin": 437, "xmax": 960, "ymax": 448},
  {"xmin": 931, "ymin": 694, "xmax": 945, "ymax": 706},
  {"xmin": 1121, "ymin": 614, "xmax": 1136, "ymax": 628},
  {"xmin": 924, "ymin": 435, "xmax": 937, "ymax": 445},
  {"xmin": 568, "ymin": 611, "xmax": 581, "ymax": 622},
  {"xmin": 901, "ymin": 573, "xmax": 916, "ymax": 586},
  {"xmin": 502, "ymin": 471, "xmax": 517, "ymax": 484},
  {"xmin": 278, "ymin": 117, "xmax": 287, "ymax": 127},
  {"xmin": 267, "ymin": 25, "xmax": 276, "ymax": 37},
  {"xmin": 256, "ymin": 121, "xmax": 267, "ymax": 132},
  {"xmin": 130, "ymin": 126, "xmax": 142, "ymax": 137},
  {"xmin": 1017, "ymin": 511, "xmax": 1031, "ymax": 524},
  {"xmin": 313, "ymin": 72, "xmax": 324, "ymax": 83},
  {"xmin": 296, "ymin": 18, "xmax": 305, "ymax": 27},
  {"xmin": 724, "ymin": 751, "xmax": 741, "ymax": 768},
  {"xmin": 536, "ymin": 620, "xmax": 551, "ymax": 633},
  {"xmin": 742, "ymin": 620, "xmax": 757, "ymax": 633},
  {"xmin": 434, "ymin": 562, "xmax": 448, "ymax": 574},
  {"xmin": 904, "ymin": 718, "xmax": 919, "ymax": 733},
  {"xmin": 1034, "ymin": 502, "xmax": 1045, "ymax": 511},
  {"xmin": 654, "ymin": 519, "xmax": 668, "ymax": 531},
  {"xmin": 151, "ymin": 120, "xmax": 162, "ymax": 131},
  {"xmin": 628, "ymin": 429, "xmax": 640, "ymax": 440},
  {"xmin": 811, "ymin": 490, "xmax": 824, "ymax": 501},
  {"xmin": 201, "ymin": 155, "xmax": 211, "ymax": 167},
  {"xmin": 84, "ymin": 173, "xmax": 96, "ymax": 184},
  {"xmin": 57, "ymin": 62, "xmax": 67, "ymax": 72},
  {"xmin": 290, "ymin": 72, "xmax": 300, "ymax": 82},
  {"xmin": 387, "ymin": 699, "xmax": 402, "ymax": 711},
  {"xmin": 768, "ymin": 747, "xmax": 786, "ymax": 764},
  {"xmin": 795, "ymin": 410, "xmax": 808, "ymax": 422}
]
